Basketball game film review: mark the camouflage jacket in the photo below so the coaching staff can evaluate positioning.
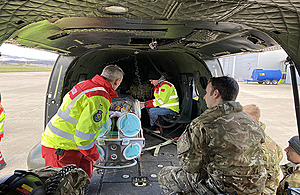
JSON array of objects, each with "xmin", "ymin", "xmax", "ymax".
[
  {"xmin": 177, "ymin": 101, "xmax": 266, "ymax": 195},
  {"xmin": 260, "ymin": 121, "xmax": 283, "ymax": 195},
  {"xmin": 277, "ymin": 163, "xmax": 300, "ymax": 194}
]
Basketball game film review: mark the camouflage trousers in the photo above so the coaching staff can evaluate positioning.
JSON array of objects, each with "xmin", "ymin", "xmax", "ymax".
[
  {"xmin": 158, "ymin": 166, "xmax": 215, "ymax": 195},
  {"xmin": 31, "ymin": 165, "xmax": 90, "ymax": 195}
]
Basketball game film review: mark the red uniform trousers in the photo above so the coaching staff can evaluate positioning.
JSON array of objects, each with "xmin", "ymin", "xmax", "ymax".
[
  {"xmin": 0, "ymin": 151, "xmax": 4, "ymax": 164},
  {"xmin": 0, "ymin": 138, "xmax": 4, "ymax": 164},
  {"xmin": 41, "ymin": 145, "xmax": 93, "ymax": 178}
]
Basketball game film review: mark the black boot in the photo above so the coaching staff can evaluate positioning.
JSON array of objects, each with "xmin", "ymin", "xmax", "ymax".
[{"xmin": 0, "ymin": 161, "xmax": 6, "ymax": 170}]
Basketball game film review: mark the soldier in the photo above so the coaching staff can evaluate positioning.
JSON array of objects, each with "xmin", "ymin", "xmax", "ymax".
[
  {"xmin": 277, "ymin": 136, "xmax": 300, "ymax": 194},
  {"xmin": 244, "ymin": 104, "xmax": 283, "ymax": 195},
  {"xmin": 158, "ymin": 76, "xmax": 266, "ymax": 194},
  {"xmin": 41, "ymin": 65, "xmax": 124, "ymax": 178}
]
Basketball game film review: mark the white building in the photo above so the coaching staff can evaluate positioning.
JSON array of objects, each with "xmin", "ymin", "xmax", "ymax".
[{"xmin": 218, "ymin": 49, "xmax": 300, "ymax": 84}]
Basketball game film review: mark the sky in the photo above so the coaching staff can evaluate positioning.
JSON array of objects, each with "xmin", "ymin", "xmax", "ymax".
[{"xmin": 0, "ymin": 43, "xmax": 58, "ymax": 60}]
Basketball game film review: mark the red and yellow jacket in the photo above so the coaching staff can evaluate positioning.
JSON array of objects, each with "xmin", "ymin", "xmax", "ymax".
[
  {"xmin": 145, "ymin": 81, "xmax": 180, "ymax": 113},
  {"xmin": 41, "ymin": 75, "xmax": 118, "ymax": 161},
  {"xmin": 0, "ymin": 103, "xmax": 5, "ymax": 140}
]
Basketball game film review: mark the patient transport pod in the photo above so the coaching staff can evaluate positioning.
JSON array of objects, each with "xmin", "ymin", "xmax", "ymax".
[{"xmin": 94, "ymin": 97, "xmax": 145, "ymax": 169}]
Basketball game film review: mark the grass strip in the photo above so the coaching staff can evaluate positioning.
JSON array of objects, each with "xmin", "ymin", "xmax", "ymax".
[{"xmin": 0, "ymin": 68, "xmax": 52, "ymax": 72}]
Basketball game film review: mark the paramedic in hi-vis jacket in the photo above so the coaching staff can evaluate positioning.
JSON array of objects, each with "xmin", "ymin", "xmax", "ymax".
[
  {"xmin": 41, "ymin": 65, "xmax": 124, "ymax": 178},
  {"xmin": 0, "ymin": 93, "xmax": 6, "ymax": 170},
  {"xmin": 141, "ymin": 70, "xmax": 179, "ymax": 130}
]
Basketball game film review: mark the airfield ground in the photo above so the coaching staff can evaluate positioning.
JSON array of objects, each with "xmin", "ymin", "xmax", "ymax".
[
  {"xmin": 0, "ymin": 63, "xmax": 52, "ymax": 72},
  {"xmin": 0, "ymin": 72, "xmax": 298, "ymax": 192}
]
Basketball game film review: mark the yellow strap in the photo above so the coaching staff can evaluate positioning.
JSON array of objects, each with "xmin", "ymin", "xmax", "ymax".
[
  {"xmin": 142, "ymin": 140, "xmax": 174, "ymax": 156},
  {"xmin": 154, "ymin": 145, "xmax": 161, "ymax": 157}
]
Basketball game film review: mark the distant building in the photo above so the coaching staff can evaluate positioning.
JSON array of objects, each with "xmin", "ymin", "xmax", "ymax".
[{"xmin": 218, "ymin": 49, "xmax": 300, "ymax": 84}]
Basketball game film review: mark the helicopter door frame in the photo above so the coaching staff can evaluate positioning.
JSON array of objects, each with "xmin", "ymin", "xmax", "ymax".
[{"xmin": 44, "ymin": 55, "xmax": 75, "ymax": 127}]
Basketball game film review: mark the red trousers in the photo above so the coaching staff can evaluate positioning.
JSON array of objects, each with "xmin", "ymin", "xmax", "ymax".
[
  {"xmin": 0, "ymin": 138, "xmax": 4, "ymax": 164},
  {"xmin": 41, "ymin": 145, "xmax": 93, "ymax": 178},
  {"xmin": 0, "ymin": 151, "xmax": 4, "ymax": 164}
]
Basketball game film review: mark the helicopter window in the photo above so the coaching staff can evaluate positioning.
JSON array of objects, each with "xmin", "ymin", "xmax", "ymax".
[
  {"xmin": 192, "ymin": 80, "xmax": 198, "ymax": 99},
  {"xmin": 192, "ymin": 75, "xmax": 208, "ymax": 101},
  {"xmin": 205, "ymin": 59, "xmax": 223, "ymax": 77}
]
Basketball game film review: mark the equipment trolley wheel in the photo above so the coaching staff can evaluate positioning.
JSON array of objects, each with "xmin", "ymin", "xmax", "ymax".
[
  {"xmin": 272, "ymin": 80, "xmax": 278, "ymax": 85},
  {"xmin": 265, "ymin": 80, "xmax": 271, "ymax": 85}
]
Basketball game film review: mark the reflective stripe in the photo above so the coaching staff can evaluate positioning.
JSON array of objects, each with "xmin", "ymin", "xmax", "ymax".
[
  {"xmin": 0, "ymin": 132, "xmax": 3, "ymax": 135},
  {"xmin": 60, "ymin": 87, "xmax": 108, "ymax": 125},
  {"xmin": 169, "ymin": 95, "xmax": 178, "ymax": 99},
  {"xmin": 75, "ymin": 129, "xmax": 96, "ymax": 140},
  {"xmin": 57, "ymin": 108, "xmax": 78, "ymax": 125},
  {"xmin": 0, "ymin": 121, "xmax": 4, "ymax": 123},
  {"xmin": 0, "ymin": 156, "xmax": 3, "ymax": 161},
  {"xmin": 77, "ymin": 140, "xmax": 95, "ymax": 150},
  {"xmin": 156, "ymin": 99, "xmax": 164, "ymax": 105},
  {"xmin": 47, "ymin": 122, "xmax": 74, "ymax": 141},
  {"xmin": 68, "ymin": 87, "xmax": 107, "ymax": 110},
  {"xmin": 160, "ymin": 102, "xmax": 179, "ymax": 107},
  {"xmin": 165, "ymin": 81, "xmax": 173, "ymax": 86},
  {"xmin": 168, "ymin": 82, "xmax": 179, "ymax": 98},
  {"xmin": 90, "ymin": 161, "xmax": 93, "ymax": 175}
]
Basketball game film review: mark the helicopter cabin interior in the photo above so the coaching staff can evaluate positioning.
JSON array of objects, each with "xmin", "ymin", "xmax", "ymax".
[{"xmin": 45, "ymin": 49, "xmax": 220, "ymax": 135}]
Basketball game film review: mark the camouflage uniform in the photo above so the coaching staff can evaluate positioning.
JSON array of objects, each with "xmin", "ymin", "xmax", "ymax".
[
  {"xmin": 32, "ymin": 165, "xmax": 90, "ymax": 195},
  {"xmin": 277, "ymin": 163, "xmax": 300, "ymax": 195},
  {"xmin": 158, "ymin": 101, "xmax": 267, "ymax": 195},
  {"xmin": 259, "ymin": 121, "xmax": 283, "ymax": 195}
]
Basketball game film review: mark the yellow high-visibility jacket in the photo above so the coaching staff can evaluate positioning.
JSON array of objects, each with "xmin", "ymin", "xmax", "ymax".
[
  {"xmin": 145, "ymin": 81, "xmax": 180, "ymax": 113},
  {"xmin": 0, "ymin": 103, "xmax": 5, "ymax": 139},
  {"xmin": 41, "ymin": 75, "xmax": 118, "ymax": 161}
]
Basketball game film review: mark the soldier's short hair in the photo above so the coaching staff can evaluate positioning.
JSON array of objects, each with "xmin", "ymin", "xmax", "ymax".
[
  {"xmin": 289, "ymin": 136, "xmax": 300, "ymax": 155},
  {"xmin": 101, "ymin": 65, "xmax": 124, "ymax": 83},
  {"xmin": 243, "ymin": 104, "xmax": 261, "ymax": 121},
  {"xmin": 209, "ymin": 76, "xmax": 239, "ymax": 101}
]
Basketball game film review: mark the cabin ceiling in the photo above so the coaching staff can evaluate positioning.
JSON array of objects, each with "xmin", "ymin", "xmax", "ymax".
[{"xmin": 0, "ymin": 0, "xmax": 299, "ymax": 67}]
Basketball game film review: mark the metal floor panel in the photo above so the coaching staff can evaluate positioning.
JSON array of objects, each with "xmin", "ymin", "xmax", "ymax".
[
  {"xmin": 102, "ymin": 165, "xmax": 139, "ymax": 183},
  {"xmin": 89, "ymin": 131, "xmax": 179, "ymax": 194},
  {"xmin": 100, "ymin": 182, "xmax": 164, "ymax": 195},
  {"xmin": 140, "ymin": 161, "xmax": 173, "ymax": 182}
]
